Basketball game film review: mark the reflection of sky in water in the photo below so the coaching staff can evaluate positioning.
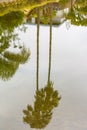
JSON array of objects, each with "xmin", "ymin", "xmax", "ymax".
[{"xmin": 0, "ymin": 23, "xmax": 87, "ymax": 130}]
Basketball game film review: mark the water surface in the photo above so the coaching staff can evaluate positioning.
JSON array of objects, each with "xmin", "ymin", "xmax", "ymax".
[{"xmin": 0, "ymin": 22, "xmax": 87, "ymax": 130}]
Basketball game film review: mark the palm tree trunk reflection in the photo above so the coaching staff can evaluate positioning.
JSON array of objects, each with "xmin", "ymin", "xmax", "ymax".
[
  {"xmin": 36, "ymin": 7, "xmax": 40, "ymax": 91},
  {"xmin": 71, "ymin": 0, "xmax": 73, "ymax": 8},
  {"xmin": 23, "ymin": 6, "xmax": 61, "ymax": 128},
  {"xmin": 48, "ymin": 5, "xmax": 53, "ymax": 83}
]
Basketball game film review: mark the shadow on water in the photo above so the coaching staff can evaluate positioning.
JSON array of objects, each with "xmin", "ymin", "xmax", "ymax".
[{"xmin": 23, "ymin": 5, "xmax": 61, "ymax": 129}]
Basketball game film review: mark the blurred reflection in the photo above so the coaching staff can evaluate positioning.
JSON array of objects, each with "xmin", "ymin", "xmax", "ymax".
[
  {"xmin": 23, "ymin": 82, "xmax": 61, "ymax": 129},
  {"xmin": 0, "ymin": 11, "xmax": 30, "ymax": 80},
  {"xmin": 26, "ymin": 3, "xmax": 67, "ymax": 26},
  {"xmin": 0, "ymin": 0, "xmax": 87, "ymax": 26},
  {"xmin": 0, "ymin": 11, "xmax": 26, "ymax": 48},
  {"xmin": 23, "ymin": 6, "xmax": 61, "ymax": 129},
  {"xmin": 66, "ymin": 0, "xmax": 87, "ymax": 26},
  {"xmin": 25, "ymin": 0, "xmax": 87, "ymax": 27}
]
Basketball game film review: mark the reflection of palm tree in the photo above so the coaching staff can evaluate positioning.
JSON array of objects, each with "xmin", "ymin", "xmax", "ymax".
[
  {"xmin": 23, "ymin": 82, "xmax": 61, "ymax": 129},
  {"xmin": 36, "ymin": 7, "xmax": 40, "ymax": 91},
  {"xmin": 71, "ymin": 0, "xmax": 73, "ymax": 8},
  {"xmin": 48, "ymin": 4, "xmax": 52, "ymax": 83},
  {"xmin": 23, "ymin": 6, "xmax": 61, "ymax": 129}
]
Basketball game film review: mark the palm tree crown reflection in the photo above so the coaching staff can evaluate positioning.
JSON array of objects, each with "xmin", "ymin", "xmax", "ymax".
[{"xmin": 23, "ymin": 5, "xmax": 61, "ymax": 129}]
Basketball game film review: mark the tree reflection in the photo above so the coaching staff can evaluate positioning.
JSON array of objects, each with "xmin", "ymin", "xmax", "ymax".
[
  {"xmin": 0, "ymin": 45, "xmax": 30, "ymax": 81},
  {"xmin": 4, "ymin": 46, "xmax": 30, "ymax": 64},
  {"xmin": 48, "ymin": 4, "xmax": 52, "ymax": 83},
  {"xmin": 67, "ymin": 0, "xmax": 87, "ymax": 26},
  {"xmin": 23, "ymin": 6, "xmax": 61, "ymax": 129},
  {"xmin": 23, "ymin": 82, "xmax": 61, "ymax": 129},
  {"xmin": 0, "ymin": 58, "xmax": 19, "ymax": 81},
  {"xmin": 0, "ymin": 11, "xmax": 30, "ymax": 80},
  {"xmin": 0, "ymin": 11, "xmax": 25, "ymax": 47},
  {"xmin": 0, "ymin": 0, "xmax": 87, "ymax": 26},
  {"xmin": 36, "ymin": 7, "xmax": 40, "ymax": 90}
]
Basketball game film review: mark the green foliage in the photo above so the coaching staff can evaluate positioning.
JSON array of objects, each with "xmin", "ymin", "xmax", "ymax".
[
  {"xmin": 4, "ymin": 46, "xmax": 30, "ymax": 64},
  {"xmin": 28, "ymin": 5, "xmax": 57, "ymax": 25},
  {"xmin": 41, "ymin": 5, "xmax": 56, "ymax": 25},
  {"xmin": 75, "ymin": 0, "xmax": 87, "ymax": 7},
  {"xmin": 59, "ymin": 0, "xmax": 69, "ymax": 5},
  {"xmin": 79, "ymin": 6, "xmax": 87, "ymax": 15},
  {"xmin": 0, "ymin": 42, "xmax": 9, "ymax": 53},
  {"xmin": 0, "ymin": 0, "xmax": 59, "ymax": 17},
  {"xmin": 27, "ymin": 0, "xmax": 42, "ymax": 5},
  {"xmin": 58, "ymin": 0, "xmax": 70, "ymax": 8},
  {"xmin": 0, "ymin": 45, "xmax": 30, "ymax": 80},
  {"xmin": 0, "ymin": 0, "xmax": 26, "ymax": 16},
  {"xmin": 67, "ymin": 6, "xmax": 87, "ymax": 26},
  {"xmin": 0, "ymin": 11, "xmax": 24, "ymax": 49},
  {"xmin": 0, "ymin": 11, "xmax": 24, "ymax": 32},
  {"xmin": 0, "ymin": 57, "xmax": 19, "ymax": 80},
  {"xmin": 0, "ymin": 47, "xmax": 30, "ymax": 80},
  {"xmin": 23, "ymin": 81, "xmax": 61, "ymax": 129},
  {"xmin": 0, "ymin": 11, "xmax": 30, "ymax": 80}
]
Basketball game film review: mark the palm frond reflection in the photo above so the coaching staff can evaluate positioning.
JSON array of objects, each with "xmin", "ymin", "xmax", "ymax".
[
  {"xmin": 23, "ymin": 6, "xmax": 61, "ymax": 129},
  {"xmin": 23, "ymin": 81, "xmax": 61, "ymax": 129}
]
